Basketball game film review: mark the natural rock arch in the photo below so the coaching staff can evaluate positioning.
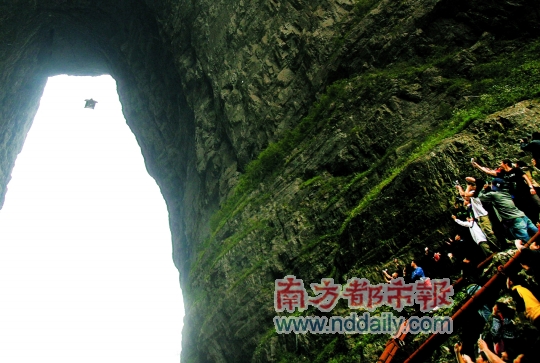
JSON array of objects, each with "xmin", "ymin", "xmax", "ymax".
[
  {"xmin": 0, "ymin": 1, "xmax": 206, "ymax": 289},
  {"xmin": 3, "ymin": 1, "xmax": 540, "ymax": 363}
]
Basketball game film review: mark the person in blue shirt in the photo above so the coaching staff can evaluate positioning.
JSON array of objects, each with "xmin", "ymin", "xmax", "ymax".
[{"xmin": 410, "ymin": 260, "xmax": 426, "ymax": 282}]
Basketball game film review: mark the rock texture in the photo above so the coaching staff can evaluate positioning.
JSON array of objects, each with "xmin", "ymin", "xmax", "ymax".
[{"xmin": 1, "ymin": 0, "xmax": 540, "ymax": 362}]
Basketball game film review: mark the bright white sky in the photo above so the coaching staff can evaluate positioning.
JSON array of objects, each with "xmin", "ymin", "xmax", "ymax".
[{"xmin": 0, "ymin": 75, "xmax": 184, "ymax": 363}]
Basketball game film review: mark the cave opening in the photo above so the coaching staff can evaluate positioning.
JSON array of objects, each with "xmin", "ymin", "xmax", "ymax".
[{"xmin": 0, "ymin": 75, "xmax": 184, "ymax": 363}]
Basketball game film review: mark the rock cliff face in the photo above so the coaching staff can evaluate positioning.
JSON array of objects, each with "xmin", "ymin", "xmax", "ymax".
[{"xmin": 1, "ymin": 0, "xmax": 540, "ymax": 362}]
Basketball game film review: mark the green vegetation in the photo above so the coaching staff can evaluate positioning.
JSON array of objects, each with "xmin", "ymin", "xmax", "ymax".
[
  {"xmin": 313, "ymin": 338, "xmax": 339, "ymax": 363},
  {"xmin": 243, "ymin": 81, "xmax": 349, "ymax": 191},
  {"xmin": 336, "ymin": 41, "xmax": 540, "ymax": 232},
  {"xmin": 329, "ymin": 0, "xmax": 382, "ymax": 62},
  {"xmin": 299, "ymin": 175, "xmax": 322, "ymax": 189},
  {"xmin": 192, "ymin": 192, "xmax": 271, "ymax": 277},
  {"xmin": 324, "ymin": 145, "xmax": 398, "ymax": 210},
  {"xmin": 194, "ymin": 37, "xmax": 540, "ymax": 278},
  {"xmin": 209, "ymin": 220, "xmax": 266, "ymax": 270},
  {"xmin": 207, "ymin": 80, "xmax": 349, "ymax": 236},
  {"xmin": 190, "ymin": 81, "xmax": 352, "ymax": 277},
  {"xmin": 228, "ymin": 259, "xmax": 265, "ymax": 292},
  {"xmin": 193, "ymin": 37, "xmax": 540, "ymax": 363},
  {"xmin": 354, "ymin": 0, "xmax": 381, "ymax": 17}
]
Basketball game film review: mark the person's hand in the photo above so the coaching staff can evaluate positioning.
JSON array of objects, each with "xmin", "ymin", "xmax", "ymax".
[
  {"xmin": 531, "ymin": 188, "xmax": 537, "ymax": 195},
  {"xmin": 497, "ymin": 265, "xmax": 505, "ymax": 273},
  {"xmin": 478, "ymin": 338, "xmax": 488, "ymax": 352},
  {"xmin": 532, "ymin": 158, "xmax": 537, "ymax": 167},
  {"xmin": 483, "ymin": 183, "xmax": 489, "ymax": 190},
  {"xmin": 463, "ymin": 258, "xmax": 470, "ymax": 263},
  {"xmin": 451, "ymin": 215, "xmax": 457, "ymax": 220},
  {"xmin": 448, "ymin": 253, "xmax": 453, "ymax": 259},
  {"xmin": 462, "ymin": 355, "xmax": 474, "ymax": 363},
  {"xmin": 454, "ymin": 342, "xmax": 462, "ymax": 353},
  {"xmin": 515, "ymin": 240, "xmax": 524, "ymax": 250}
]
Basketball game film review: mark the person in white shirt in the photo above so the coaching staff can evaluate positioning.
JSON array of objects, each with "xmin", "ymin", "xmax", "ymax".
[
  {"xmin": 457, "ymin": 177, "xmax": 499, "ymax": 250},
  {"xmin": 452, "ymin": 215, "xmax": 493, "ymax": 256}
]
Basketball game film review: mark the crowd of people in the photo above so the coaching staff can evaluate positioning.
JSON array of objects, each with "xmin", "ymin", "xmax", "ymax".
[{"xmin": 380, "ymin": 132, "xmax": 540, "ymax": 362}]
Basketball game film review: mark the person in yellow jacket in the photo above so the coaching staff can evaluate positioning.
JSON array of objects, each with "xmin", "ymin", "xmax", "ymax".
[{"xmin": 506, "ymin": 275, "xmax": 540, "ymax": 329}]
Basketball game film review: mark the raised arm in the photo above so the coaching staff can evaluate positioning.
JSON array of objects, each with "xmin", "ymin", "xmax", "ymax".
[
  {"xmin": 472, "ymin": 161, "xmax": 498, "ymax": 176},
  {"xmin": 453, "ymin": 342, "xmax": 471, "ymax": 363},
  {"xmin": 478, "ymin": 338, "xmax": 505, "ymax": 363},
  {"xmin": 455, "ymin": 184, "xmax": 474, "ymax": 198},
  {"xmin": 452, "ymin": 215, "xmax": 472, "ymax": 227}
]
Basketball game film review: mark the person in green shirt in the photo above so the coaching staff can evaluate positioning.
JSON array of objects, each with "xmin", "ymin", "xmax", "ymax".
[
  {"xmin": 478, "ymin": 179, "xmax": 538, "ymax": 242},
  {"xmin": 473, "ymin": 159, "xmax": 539, "ymax": 223}
]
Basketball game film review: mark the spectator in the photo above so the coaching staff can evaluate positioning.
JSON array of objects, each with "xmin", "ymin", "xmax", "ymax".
[
  {"xmin": 446, "ymin": 235, "xmax": 466, "ymax": 262},
  {"xmin": 452, "ymin": 214, "xmax": 493, "ymax": 256},
  {"xmin": 507, "ymin": 275, "xmax": 540, "ymax": 329},
  {"xmin": 473, "ymin": 159, "xmax": 539, "ymax": 223},
  {"xmin": 429, "ymin": 250, "xmax": 453, "ymax": 279},
  {"xmin": 514, "ymin": 160, "xmax": 540, "ymax": 219},
  {"xmin": 515, "ymin": 160, "xmax": 540, "ymax": 193},
  {"xmin": 419, "ymin": 247, "xmax": 436, "ymax": 277},
  {"xmin": 402, "ymin": 264, "xmax": 414, "ymax": 283},
  {"xmin": 382, "ymin": 269, "xmax": 399, "ymax": 283},
  {"xmin": 446, "ymin": 234, "xmax": 484, "ymax": 278},
  {"xmin": 478, "ymin": 302, "xmax": 516, "ymax": 358},
  {"xmin": 455, "ymin": 177, "xmax": 476, "ymax": 202},
  {"xmin": 410, "ymin": 260, "xmax": 426, "ymax": 282},
  {"xmin": 465, "ymin": 177, "xmax": 500, "ymax": 249},
  {"xmin": 520, "ymin": 132, "xmax": 540, "ymax": 165},
  {"xmin": 478, "ymin": 179, "xmax": 538, "ymax": 243},
  {"xmin": 477, "ymin": 338, "xmax": 505, "ymax": 363},
  {"xmin": 453, "ymin": 201, "xmax": 472, "ymax": 236},
  {"xmin": 479, "ymin": 337, "xmax": 533, "ymax": 362},
  {"xmin": 454, "ymin": 341, "xmax": 483, "ymax": 363}
]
